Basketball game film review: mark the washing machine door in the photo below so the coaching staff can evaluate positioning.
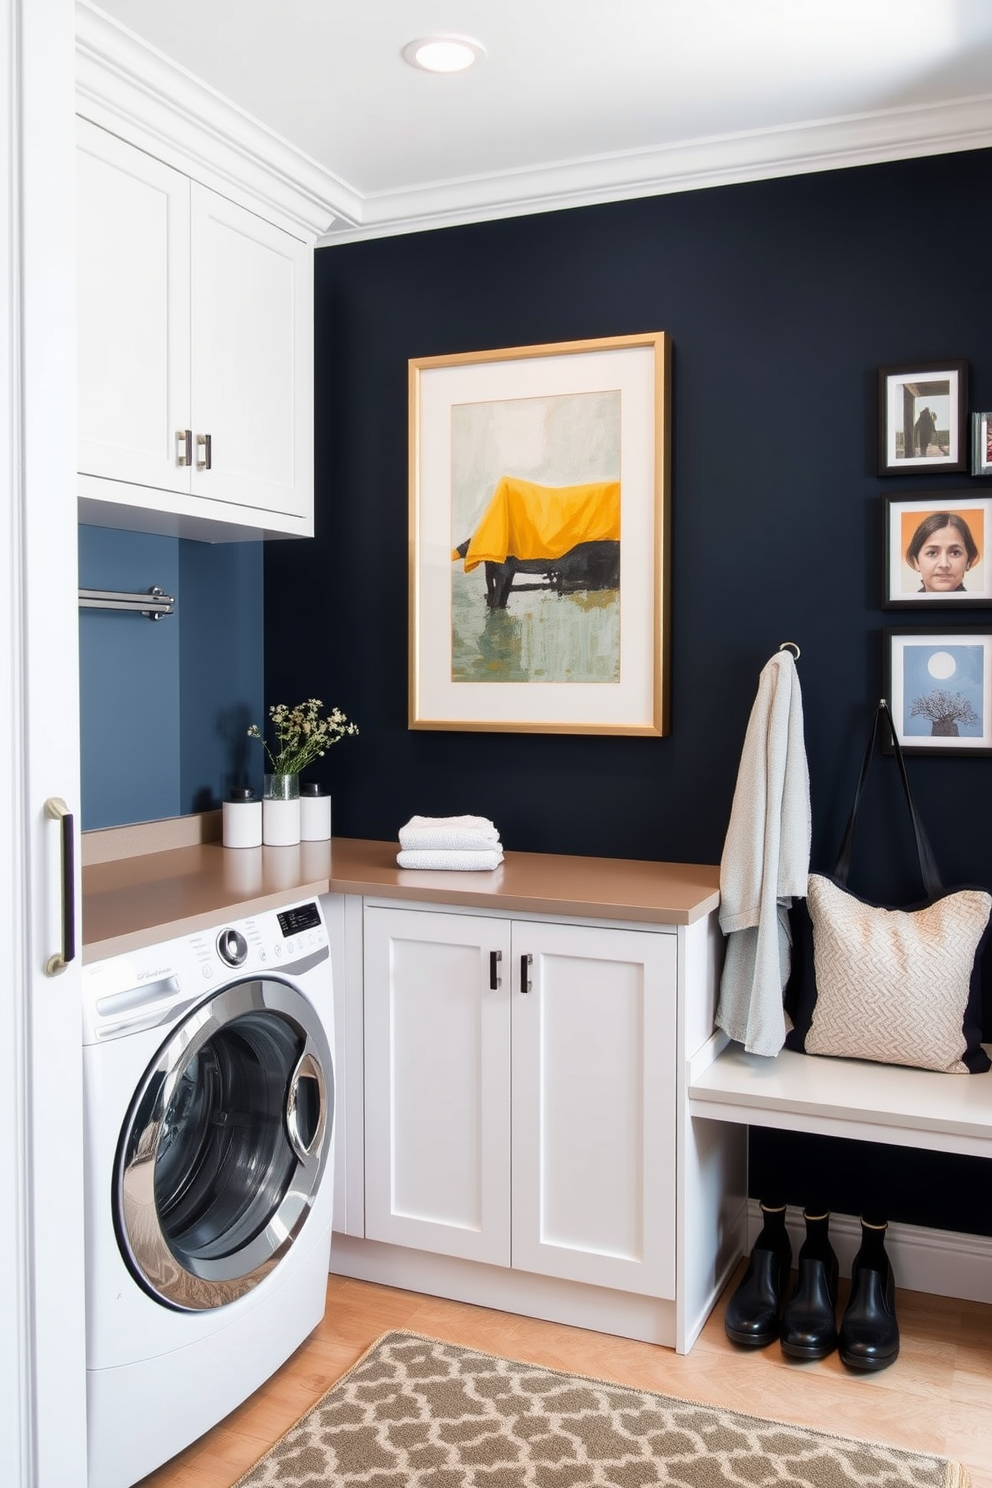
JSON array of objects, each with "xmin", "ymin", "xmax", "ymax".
[{"xmin": 115, "ymin": 977, "xmax": 333, "ymax": 1311}]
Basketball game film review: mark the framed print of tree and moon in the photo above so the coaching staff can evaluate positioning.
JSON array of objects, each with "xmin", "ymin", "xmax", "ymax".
[{"xmin": 885, "ymin": 628, "xmax": 992, "ymax": 756}]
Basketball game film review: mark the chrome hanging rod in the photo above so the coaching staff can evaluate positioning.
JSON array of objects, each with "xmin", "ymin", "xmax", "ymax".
[{"xmin": 78, "ymin": 586, "xmax": 175, "ymax": 620}]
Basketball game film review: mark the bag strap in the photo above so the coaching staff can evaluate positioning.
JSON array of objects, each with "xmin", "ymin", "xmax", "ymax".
[{"xmin": 833, "ymin": 699, "xmax": 944, "ymax": 899}]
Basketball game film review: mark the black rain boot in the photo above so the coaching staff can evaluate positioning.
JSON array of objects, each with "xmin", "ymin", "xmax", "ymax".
[
  {"xmin": 838, "ymin": 1217, "xmax": 900, "ymax": 1372},
  {"xmin": 725, "ymin": 1201, "xmax": 792, "ymax": 1348},
  {"xmin": 780, "ymin": 1208, "xmax": 839, "ymax": 1360}
]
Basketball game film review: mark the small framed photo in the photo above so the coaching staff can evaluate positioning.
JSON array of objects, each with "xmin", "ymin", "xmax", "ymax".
[
  {"xmin": 972, "ymin": 412, "xmax": 992, "ymax": 476},
  {"xmin": 885, "ymin": 628, "xmax": 992, "ymax": 755},
  {"xmin": 882, "ymin": 494, "xmax": 992, "ymax": 607},
  {"xmin": 877, "ymin": 360, "xmax": 968, "ymax": 474}
]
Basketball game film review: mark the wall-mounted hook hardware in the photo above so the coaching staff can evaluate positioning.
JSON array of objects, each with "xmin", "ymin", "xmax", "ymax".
[{"xmin": 78, "ymin": 586, "xmax": 175, "ymax": 620}]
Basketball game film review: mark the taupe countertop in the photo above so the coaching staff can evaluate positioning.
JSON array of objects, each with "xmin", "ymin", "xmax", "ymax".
[{"xmin": 81, "ymin": 814, "xmax": 721, "ymax": 962}]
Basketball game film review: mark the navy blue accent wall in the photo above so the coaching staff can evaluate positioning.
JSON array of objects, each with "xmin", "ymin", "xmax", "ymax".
[
  {"xmin": 178, "ymin": 540, "xmax": 265, "ymax": 810},
  {"xmin": 264, "ymin": 148, "xmax": 992, "ymax": 1234},
  {"xmin": 79, "ymin": 526, "xmax": 181, "ymax": 828},
  {"xmin": 79, "ymin": 526, "xmax": 263, "ymax": 828}
]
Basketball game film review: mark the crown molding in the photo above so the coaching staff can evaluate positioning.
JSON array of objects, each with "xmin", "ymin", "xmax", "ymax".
[
  {"xmin": 318, "ymin": 91, "xmax": 992, "ymax": 246},
  {"xmin": 75, "ymin": 1, "xmax": 355, "ymax": 239},
  {"xmin": 73, "ymin": 5, "xmax": 992, "ymax": 250}
]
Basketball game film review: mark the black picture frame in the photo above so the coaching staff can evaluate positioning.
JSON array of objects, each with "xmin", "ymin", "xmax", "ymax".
[
  {"xmin": 882, "ymin": 493, "xmax": 992, "ymax": 608},
  {"xmin": 971, "ymin": 412, "xmax": 992, "ymax": 477},
  {"xmin": 877, "ymin": 359, "xmax": 969, "ymax": 475},
  {"xmin": 884, "ymin": 626, "xmax": 992, "ymax": 756}
]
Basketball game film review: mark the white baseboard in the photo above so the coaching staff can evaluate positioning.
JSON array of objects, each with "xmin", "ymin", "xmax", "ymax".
[{"xmin": 747, "ymin": 1199, "xmax": 992, "ymax": 1304}]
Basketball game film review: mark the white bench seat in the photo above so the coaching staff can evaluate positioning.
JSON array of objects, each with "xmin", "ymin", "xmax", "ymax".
[{"xmin": 688, "ymin": 1040, "xmax": 992, "ymax": 1159}]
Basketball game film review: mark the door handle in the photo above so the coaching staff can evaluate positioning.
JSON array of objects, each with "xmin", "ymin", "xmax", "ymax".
[
  {"xmin": 196, "ymin": 432, "xmax": 212, "ymax": 470},
  {"xmin": 44, "ymin": 797, "xmax": 75, "ymax": 976},
  {"xmin": 489, "ymin": 949, "xmax": 502, "ymax": 989},
  {"xmin": 285, "ymin": 1050, "xmax": 326, "ymax": 1162},
  {"xmin": 176, "ymin": 429, "xmax": 192, "ymax": 467},
  {"xmin": 520, "ymin": 953, "xmax": 532, "ymax": 993}
]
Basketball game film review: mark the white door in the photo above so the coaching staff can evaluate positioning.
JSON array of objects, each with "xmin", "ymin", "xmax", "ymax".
[
  {"xmin": 363, "ymin": 906, "xmax": 511, "ymax": 1265},
  {"xmin": 190, "ymin": 185, "xmax": 312, "ymax": 519},
  {"xmin": 511, "ymin": 921, "xmax": 678, "ymax": 1296},
  {"xmin": 2, "ymin": 0, "xmax": 87, "ymax": 1482},
  {"xmin": 76, "ymin": 118, "xmax": 192, "ymax": 493}
]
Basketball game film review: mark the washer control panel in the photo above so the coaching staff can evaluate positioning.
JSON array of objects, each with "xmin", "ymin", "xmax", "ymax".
[{"xmin": 81, "ymin": 898, "xmax": 329, "ymax": 1045}]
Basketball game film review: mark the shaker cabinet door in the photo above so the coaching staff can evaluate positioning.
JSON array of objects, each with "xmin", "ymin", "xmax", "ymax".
[
  {"xmin": 76, "ymin": 117, "xmax": 191, "ymax": 494},
  {"xmin": 363, "ymin": 906, "xmax": 511, "ymax": 1265},
  {"xmin": 511, "ymin": 920, "xmax": 678, "ymax": 1297},
  {"xmin": 189, "ymin": 185, "xmax": 312, "ymax": 520}
]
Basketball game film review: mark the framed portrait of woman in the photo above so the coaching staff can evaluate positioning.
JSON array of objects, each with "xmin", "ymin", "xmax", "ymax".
[{"xmin": 882, "ymin": 494, "xmax": 992, "ymax": 608}]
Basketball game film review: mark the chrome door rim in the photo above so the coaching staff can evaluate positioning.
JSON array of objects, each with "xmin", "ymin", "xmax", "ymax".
[{"xmin": 115, "ymin": 977, "xmax": 333, "ymax": 1311}]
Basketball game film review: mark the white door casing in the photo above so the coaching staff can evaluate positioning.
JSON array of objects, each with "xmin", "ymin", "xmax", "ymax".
[{"xmin": 1, "ymin": 0, "xmax": 87, "ymax": 1482}]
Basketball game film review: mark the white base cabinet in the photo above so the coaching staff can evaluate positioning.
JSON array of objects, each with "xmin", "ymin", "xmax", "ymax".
[
  {"xmin": 364, "ymin": 907, "xmax": 676, "ymax": 1296},
  {"xmin": 333, "ymin": 894, "xmax": 746, "ymax": 1354},
  {"xmin": 76, "ymin": 116, "xmax": 313, "ymax": 540}
]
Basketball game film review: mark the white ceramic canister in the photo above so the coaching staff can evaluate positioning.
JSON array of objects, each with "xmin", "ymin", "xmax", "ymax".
[
  {"xmin": 222, "ymin": 788, "xmax": 262, "ymax": 849},
  {"xmin": 300, "ymin": 781, "xmax": 331, "ymax": 841}
]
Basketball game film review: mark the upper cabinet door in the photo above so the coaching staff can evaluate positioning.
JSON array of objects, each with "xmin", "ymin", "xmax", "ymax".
[
  {"xmin": 189, "ymin": 185, "xmax": 313, "ymax": 520},
  {"xmin": 76, "ymin": 117, "xmax": 191, "ymax": 494}
]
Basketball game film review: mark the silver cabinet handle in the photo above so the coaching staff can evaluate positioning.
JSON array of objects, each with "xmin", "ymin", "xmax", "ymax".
[
  {"xmin": 44, "ymin": 797, "xmax": 75, "ymax": 976},
  {"xmin": 196, "ymin": 432, "xmax": 212, "ymax": 470},
  {"xmin": 176, "ymin": 429, "xmax": 192, "ymax": 466}
]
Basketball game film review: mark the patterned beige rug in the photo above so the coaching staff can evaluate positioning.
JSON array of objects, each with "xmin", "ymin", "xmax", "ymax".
[{"xmin": 234, "ymin": 1329, "xmax": 969, "ymax": 1488}]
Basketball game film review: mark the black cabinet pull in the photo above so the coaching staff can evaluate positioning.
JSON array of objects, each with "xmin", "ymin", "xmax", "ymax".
[
  {"xmin": 521, "ymin": 953, "xmax": 532, "ymax": 992},
  {"xmin": 489, "ymin": 949, "xmax": 502, "ymax": 989}
]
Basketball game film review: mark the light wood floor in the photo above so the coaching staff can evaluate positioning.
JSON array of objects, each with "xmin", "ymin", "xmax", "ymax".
[{"xmin": 138, "ymin": 1266, "xmax": 992, "ymax": 1488}]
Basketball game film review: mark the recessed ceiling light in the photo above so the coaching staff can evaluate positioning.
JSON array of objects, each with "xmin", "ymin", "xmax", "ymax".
[{"xmin": 403, "ymin": 36, "xmax": 486, "ymax": 74}]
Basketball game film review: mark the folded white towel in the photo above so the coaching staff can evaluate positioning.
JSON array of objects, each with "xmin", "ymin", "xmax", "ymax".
[
  {"xmin": 399, "ymin": 814, "xmax": 501, "ymax": 853},
  {"xmin": 396, "ymin": 848, "xmax": 504, "ymax": 872},
  {"xmin": 400, "ymin": 826, "xmax": 502, "ymax": 852}
]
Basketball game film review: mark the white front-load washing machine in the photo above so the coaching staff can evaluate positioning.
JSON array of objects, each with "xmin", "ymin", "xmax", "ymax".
[{"xmin": 82, "ymin": 896, "xmax": 335, "ymax": 1488}]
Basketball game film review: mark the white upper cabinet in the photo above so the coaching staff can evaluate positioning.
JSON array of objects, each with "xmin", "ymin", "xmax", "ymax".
[{"xmin": 76, "ymin": 117, "xmax": 314, "ymax": 540}]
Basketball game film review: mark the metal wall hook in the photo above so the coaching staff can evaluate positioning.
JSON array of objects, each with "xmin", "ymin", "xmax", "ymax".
[{"xmin": 778, "ymin": 640, "xmax": 800, "ymax": 659}]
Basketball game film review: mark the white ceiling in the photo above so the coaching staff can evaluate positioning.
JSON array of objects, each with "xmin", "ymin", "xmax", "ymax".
[{"xmin": 84, "ymin": 0, "xmax": 992, "ymax": 243}]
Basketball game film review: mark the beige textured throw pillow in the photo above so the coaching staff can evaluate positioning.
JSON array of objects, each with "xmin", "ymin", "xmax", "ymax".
[{"xmin": 805, "ymin": 873, "xmax": 992, "ymax": 1074}]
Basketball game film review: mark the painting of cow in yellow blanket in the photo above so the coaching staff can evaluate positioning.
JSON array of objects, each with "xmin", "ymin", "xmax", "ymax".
[{"xmin": 453, "ymin": 476, "xmax": 620, "ymax": 610}]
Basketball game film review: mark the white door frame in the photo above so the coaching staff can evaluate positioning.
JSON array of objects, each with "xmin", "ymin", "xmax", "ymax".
[{"xmin": 1, "ymin": 0, "xmax": 88, "ymax": 1482}]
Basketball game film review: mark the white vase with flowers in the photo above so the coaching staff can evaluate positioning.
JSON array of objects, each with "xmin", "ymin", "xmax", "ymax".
[{"xmin": 248, "ymin": 698, "xmax": 358, "ymax": 847}]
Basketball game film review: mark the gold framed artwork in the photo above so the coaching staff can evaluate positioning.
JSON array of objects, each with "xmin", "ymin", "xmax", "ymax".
[{"xmin": 408, "ymin": 331, "xmax": 671, "ymax": 735}]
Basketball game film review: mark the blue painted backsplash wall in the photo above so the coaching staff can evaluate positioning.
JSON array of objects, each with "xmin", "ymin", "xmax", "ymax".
[{"xmin": 78, "ymin": 525, "xmax": 264, "ymax": 829}]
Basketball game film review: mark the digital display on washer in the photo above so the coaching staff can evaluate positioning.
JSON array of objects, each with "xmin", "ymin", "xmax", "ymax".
[{"xmin": 277, "ymin": 902, "xmax": 320, "ymax": 937}]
